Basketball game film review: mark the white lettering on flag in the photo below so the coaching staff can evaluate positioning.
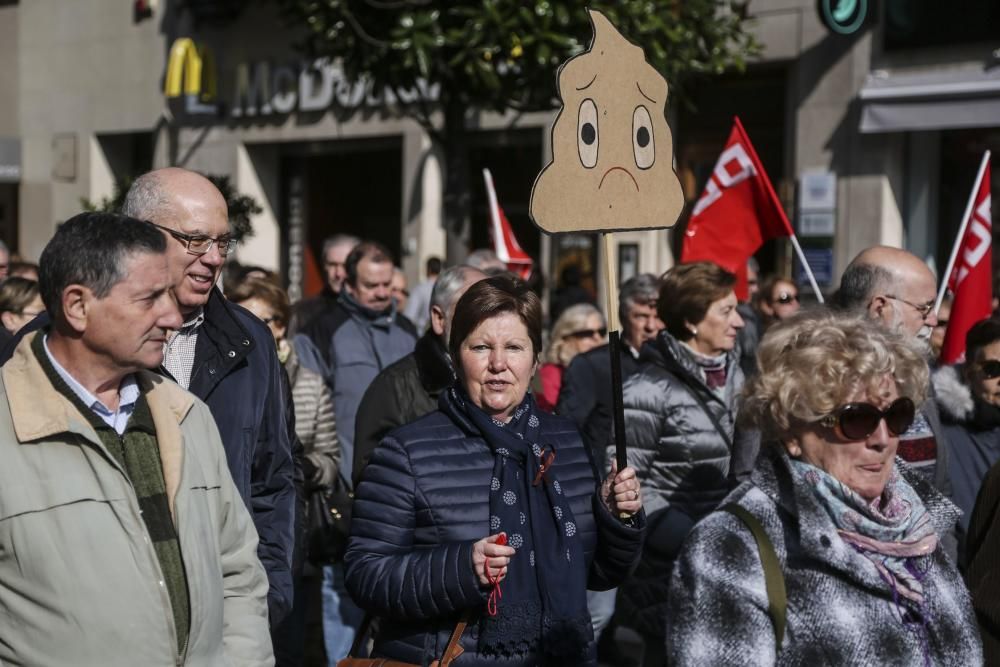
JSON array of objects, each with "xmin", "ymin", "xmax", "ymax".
[
  {"xmin": 955, "ymin": 194, "xmax": 992, "ymax": 287},
  {"xmin": 692, "ymin": 143, "xmax": 756, "ymax": 217}
]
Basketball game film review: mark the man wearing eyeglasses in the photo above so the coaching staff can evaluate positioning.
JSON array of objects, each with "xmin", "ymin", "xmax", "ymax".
[
  {"xmin": 122, "ymin": 168, "xmax": 297, "ymax": 629},
  {"xmin": 835, "ymin": 245, "xmax": 955, "ymax": 553}
]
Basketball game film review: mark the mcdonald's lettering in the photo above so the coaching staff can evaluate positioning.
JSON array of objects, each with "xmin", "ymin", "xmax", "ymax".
[{"xmin": 164, "ymin": 38, "xmax": 440, "ymax": 118}]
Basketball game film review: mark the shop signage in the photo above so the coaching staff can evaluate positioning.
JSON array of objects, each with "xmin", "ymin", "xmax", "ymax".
[
  {"xmin": 231, "ymin": 58, "xmax": 438, "ymax": 118},
  {"xmin": 164, "ymin": 38, "xmax": 438, "ymax": 119},
  {"xmin": 164, "ymin": 38, "xmax": 219, "ymax": 115}
]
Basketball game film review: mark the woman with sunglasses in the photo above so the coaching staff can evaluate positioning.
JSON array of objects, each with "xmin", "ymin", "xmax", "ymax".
[
  {"xmin": 668, "ymin": 312, "xmax": 980, "ymax": 666},
  {"xmin": 756, "ymin": 275, "xmax": 800, "ymax": 330},
  {"xmin": 536, "ymin": 303, "xmax": 606, "ymax": 412}
]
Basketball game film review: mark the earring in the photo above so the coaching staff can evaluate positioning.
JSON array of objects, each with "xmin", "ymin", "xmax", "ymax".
[{"xmin": 689, "ymin": 327, "xmax": 698, "ymax": 336}]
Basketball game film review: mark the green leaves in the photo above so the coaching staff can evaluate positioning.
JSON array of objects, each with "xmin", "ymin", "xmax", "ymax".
[{"xmin": 271, "ymin": 0, "xmax": 760, "ymax": 116}]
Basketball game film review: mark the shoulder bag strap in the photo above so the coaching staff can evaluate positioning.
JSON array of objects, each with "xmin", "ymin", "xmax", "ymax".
[
  {"xmin": 430, "ymin": 615, "xmax": 468, "ymax": 667},
  {"xmin": 665, "ymin": 368, "xmax": 733, "ymax": 449},
  {"xmin": 721, "ymin": 503, "xmax": 786, "ymax": 652},
  {"xmin": 345, "ymin": 613, "xmax": 467, "ymax": 667},
  {"xmin": 347, "ymin": 614, "xmax": 374, "ymax": 657}
]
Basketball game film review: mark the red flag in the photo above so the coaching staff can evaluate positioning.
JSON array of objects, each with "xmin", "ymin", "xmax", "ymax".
[
  {"xmin": 484, "ymin": 168, "xmax": 533, "ymax": 279},
  {"xmin": 941, "ymin": 160, "xmax": 992, "ymax": 364},
  {"xmin": 681, "ymin": 117, "xmax": 794, "ymax": 300}
]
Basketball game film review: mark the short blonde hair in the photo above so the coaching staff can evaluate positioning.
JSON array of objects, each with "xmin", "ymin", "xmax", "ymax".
[
  {"xmin": 741, "ymin": 311, "xmax": 928, "ymax": 439},
  {"xmin": 546, "ymin": 303, "xmax": 604, "ymax": 366}
]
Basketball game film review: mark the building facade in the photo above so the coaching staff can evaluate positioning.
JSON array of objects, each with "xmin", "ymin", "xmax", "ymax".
[{"xmin": 3, "ymin": 0, "xmax": 998, "ymax": 305}]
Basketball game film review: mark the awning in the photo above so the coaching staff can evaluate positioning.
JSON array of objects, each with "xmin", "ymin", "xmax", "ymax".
[
  {"xmin": 859, "ymin": 68, "xmax": 1000, "ymax": 133},
  {"xmin": 0, "ymin": 138, "xmax": 19, "ymax": 183}
]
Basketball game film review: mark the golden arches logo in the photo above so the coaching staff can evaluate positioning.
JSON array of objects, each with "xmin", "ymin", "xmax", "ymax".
[{"xmin": 164, "ymin": 38, "xmax": 216, "ymax": 100}]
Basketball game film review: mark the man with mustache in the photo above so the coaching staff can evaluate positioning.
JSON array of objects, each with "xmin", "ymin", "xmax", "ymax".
[
  {"xmin": 300, "ymin": 240, "xmax": 417, "ymax": 662},
  {"xmin": 0, "ymin": 212, "xmax": 272, "ymax": 665}
]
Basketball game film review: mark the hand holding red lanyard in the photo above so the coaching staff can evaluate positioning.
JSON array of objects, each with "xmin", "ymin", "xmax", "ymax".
[
  {"xmin": 473, "ymin": 532, "xmax": 515, "ymax": 592},
  {"xmin": 486, "ymin": 533, "xmax": 507, "ymax": 616}
]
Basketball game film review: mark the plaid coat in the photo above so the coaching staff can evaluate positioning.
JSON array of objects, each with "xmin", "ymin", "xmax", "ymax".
[{"xmin": 668, "ymin": 447, "xmax": 981, "ymax": 666}]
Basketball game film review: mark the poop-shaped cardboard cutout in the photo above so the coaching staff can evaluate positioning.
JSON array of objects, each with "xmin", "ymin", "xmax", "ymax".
[{"xmin": 531, "ymin": 10, "xmax": 684, "ymax": 233}]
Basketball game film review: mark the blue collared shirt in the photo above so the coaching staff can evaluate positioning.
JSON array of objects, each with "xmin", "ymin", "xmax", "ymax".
[{"xmin": 43, "ymin": 335, "xmax": 140, "ymax": 435}]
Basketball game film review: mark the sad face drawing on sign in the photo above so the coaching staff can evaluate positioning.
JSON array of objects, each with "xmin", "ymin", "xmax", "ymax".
[{"xmin": 530, "ymin": 10, "xmax": 683, "ymax": 234}]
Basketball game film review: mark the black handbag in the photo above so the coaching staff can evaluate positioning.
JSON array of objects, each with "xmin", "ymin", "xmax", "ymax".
[{"xmin": 308, "ymin": 476, "xmax": 353, "ymax": 564}]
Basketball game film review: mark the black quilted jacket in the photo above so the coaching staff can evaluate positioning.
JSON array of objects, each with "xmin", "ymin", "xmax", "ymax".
[{"xmin": 344, "ymin": 406, "xmax": 645, "ymax": 666}]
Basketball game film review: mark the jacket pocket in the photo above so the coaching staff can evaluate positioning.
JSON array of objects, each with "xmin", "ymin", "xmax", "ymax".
[{"xmin": 0, "ymin": 474, "xmax": 127, "ymax": 521}]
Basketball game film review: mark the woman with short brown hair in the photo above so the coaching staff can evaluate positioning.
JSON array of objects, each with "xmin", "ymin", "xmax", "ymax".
[
  {"xmin": 346, "ymin": 275, "xmax": 645, "ymax": 666},
  {"xmin": 615, "ymin": 261, "xmax": 745, "ymax": 665}
]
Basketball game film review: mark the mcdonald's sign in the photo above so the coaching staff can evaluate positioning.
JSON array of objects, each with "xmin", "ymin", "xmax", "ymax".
[{"xmin": 164, "ymin": 38, "xmax": 219, "ymax": 114}]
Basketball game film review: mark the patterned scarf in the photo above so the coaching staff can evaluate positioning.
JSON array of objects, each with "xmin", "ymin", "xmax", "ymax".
[
  {"xmin": 682, "ymin": 343, "xmax": 728, "ymax": 392},
  {"xmin": 440, "ymin": 387, "xmax": 592, "ymax": 661},
  {"xmin": 789, "ymin": 459, "xmax": 938, "ymax": 603}
]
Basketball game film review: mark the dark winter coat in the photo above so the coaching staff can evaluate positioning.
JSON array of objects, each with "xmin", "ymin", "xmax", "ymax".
[
  {"xmin": 352, "ymin": 330, "xmax": 454, "ymax": 487},
  {"xmin": 344, "ymin": 407, "xmax": 644, "ymax": 666},
  {"xmin": 301, "ymin": 292, "xmax": 417, "ymax": 488},
  {"xmin": 933, "ymin": 363, "xmax": 1000, "ymax": 536},
  {"xmin": 190, "ymin": 288, "xmax": 298, "ymax": 625},
  {"xmin": 556, "ymin": 342, "xmax": 641, "ymax": 472},
  {"xmin": 289, "ymin": 285, "xmax": 338, "ymax": 334},
  {"xmin": 612, "ymin": 331, "xmax": 743, "ymax": 638},
  {"xmin": 965, "ymin": 455, "xmax": 1000, "ymax": 663},
  {"xmin": 669, "ymin": 446, "xmax": 981, "ymax": 666}
]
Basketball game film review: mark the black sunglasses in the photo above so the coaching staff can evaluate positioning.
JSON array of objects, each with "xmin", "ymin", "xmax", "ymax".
[
  {"xmin": 567, "ymin": 327, "xmax": 607, "ymax": 340},
  {"xmin": 818, "ymin": 397, "xmax": 916, "ymax": 441},
  {"xmin": 981, "ymin": 360, "xmax": 1000, "ymax": 380},
  {"xmin": 775, "ymin": 292, "xmax": 799, "ymax": 305}
]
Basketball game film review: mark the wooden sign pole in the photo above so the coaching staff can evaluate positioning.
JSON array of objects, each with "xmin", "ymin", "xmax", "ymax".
[{"xmin": 602, "ymin": 233, "xmax": 630, "ymax": 518}]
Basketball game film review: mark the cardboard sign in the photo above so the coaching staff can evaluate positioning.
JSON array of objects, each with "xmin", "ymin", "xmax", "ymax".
[{"xmin": 530, "ymin": 9, "xmax": 684, "ymax": 234}]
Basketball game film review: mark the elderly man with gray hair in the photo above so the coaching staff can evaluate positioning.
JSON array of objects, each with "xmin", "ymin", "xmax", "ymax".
[
  {"xmin": 352, "ymin": 263, "xmax": 487, "ymax": 485},
  {"xmin": 834, "ymin": 245, "xmax": 955, "ymax": 552}
]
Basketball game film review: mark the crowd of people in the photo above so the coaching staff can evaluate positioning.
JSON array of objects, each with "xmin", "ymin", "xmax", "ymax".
[{"xmin": 1, "ymin": 165, "xmax": 1000, "ymax": 666}]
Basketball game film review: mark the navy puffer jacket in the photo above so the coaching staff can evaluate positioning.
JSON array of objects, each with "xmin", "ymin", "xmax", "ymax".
[{"xmin": 345, "ymin": 405, "xmax": 644, "ymax": 666}]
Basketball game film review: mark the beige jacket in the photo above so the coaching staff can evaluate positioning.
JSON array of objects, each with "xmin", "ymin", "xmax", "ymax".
[{"xmin": 0, "ymin": 333, "xmax": 274, "ymax": 666}]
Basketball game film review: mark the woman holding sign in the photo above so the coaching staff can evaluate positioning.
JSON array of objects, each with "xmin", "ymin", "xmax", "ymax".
[{"xmin": 344, "ymin": 276, "xmax": 644, "ymax": 666}]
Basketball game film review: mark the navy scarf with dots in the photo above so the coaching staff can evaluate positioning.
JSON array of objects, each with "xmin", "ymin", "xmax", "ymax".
[{"xmin": 441, "ymin": 387, "xmax": 592, "ymax": 661}]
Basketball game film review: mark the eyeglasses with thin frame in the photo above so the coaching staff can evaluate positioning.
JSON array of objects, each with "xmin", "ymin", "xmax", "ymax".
[
  {"xmin": 818, "ymin": 397, "xmax": 915, "ymax": 441},
  {"xmin": 566, "ymin": 327, "xmax": 607, "ymax": 340},
  {"xmin": 884, "ymin": 295, "xmax": 934, "ymax": 319},
  {"xmin": 150, "ymin": 222, "xmax": 236, "ymax": 257},
  {"xmin": 774, "ymin": 292, "xmax": 799, "ymax": 305}
]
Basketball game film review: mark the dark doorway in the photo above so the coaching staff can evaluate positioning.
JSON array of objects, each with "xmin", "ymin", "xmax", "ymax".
[
  {"xmin": 281, "ymin": 137, "xmax": 404, "ymax": 297},
  {"xmin": 467, "ymin": 129, "xmax": 543, "ymax": 261},
  {"xmin": 674, "ymin": 67, "xmax": 790, "ymax": 278}
]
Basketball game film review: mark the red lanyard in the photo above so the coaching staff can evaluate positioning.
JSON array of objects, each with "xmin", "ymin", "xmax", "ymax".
[{"xmin": 486, "ymin": 532, "xmax": 507, "ymax": 616}]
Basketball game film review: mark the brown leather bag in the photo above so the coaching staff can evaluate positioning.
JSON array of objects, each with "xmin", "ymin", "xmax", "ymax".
[{"xmin": 336, "ymin": 615, "xmax": 468, "ymax": 667}]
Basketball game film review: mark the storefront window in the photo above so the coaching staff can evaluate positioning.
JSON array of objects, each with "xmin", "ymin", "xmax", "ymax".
[{"xmin": 884, "ymin": 1, "xmax": 1000, "ymax": 51}]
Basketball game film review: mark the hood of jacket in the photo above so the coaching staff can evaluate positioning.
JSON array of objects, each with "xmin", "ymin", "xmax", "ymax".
[
  {"xmin": 932, "ymin": 363, "xmax": 1000, "ymax": 430},
  {"xmin": 933, "ymin": 364, "xmax": 975, "ymax": 423}
]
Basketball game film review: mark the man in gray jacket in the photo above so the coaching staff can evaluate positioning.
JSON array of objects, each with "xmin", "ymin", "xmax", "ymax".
[
  {"xmin": 300, "ymin": 239, "xmax": 417, "ymax": 662},
  {"xmin": 0, "ymin": 212, "xmax": 272, "ymax": 666}
]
